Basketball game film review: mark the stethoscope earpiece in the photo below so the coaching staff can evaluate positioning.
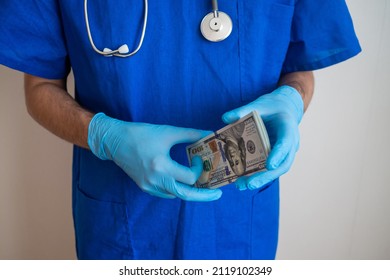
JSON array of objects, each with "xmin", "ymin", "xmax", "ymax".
[
  {"xmin": 84, "ymin": 0, "xmax": 147, "ymax": 58},
  {"xmin": 103, "ymin": 44, "xmax": 129, "ymax": 56}
]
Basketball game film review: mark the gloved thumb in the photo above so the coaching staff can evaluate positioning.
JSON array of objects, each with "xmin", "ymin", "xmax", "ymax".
[
  {"xmin": 222, "ymin": 104, "xmax": 256, "ymax": 124},
  {"xmin": 222, "ymin": 110, "xmax": 240, "ymax": 124},
  {"xmin": 190, "ymin": 156, "xmax": 205, "ymax": 183}
]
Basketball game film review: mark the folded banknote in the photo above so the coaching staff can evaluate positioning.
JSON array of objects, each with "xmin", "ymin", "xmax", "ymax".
[{"xmin": 186, "ymin": 111, "xmax": 270, "ymax": 189}]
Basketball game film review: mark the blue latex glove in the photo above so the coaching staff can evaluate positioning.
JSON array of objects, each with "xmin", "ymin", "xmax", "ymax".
[
  {"xmin": 88, "ymin": 113, "xmax": 222, "ymax": 201},
  {"xmin": 222, "ymin": 85, "xmax": 304, "ymax": 190}
]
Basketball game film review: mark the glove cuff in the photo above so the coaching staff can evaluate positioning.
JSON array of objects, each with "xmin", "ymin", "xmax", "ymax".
[
  {"xmin": 88, "ymin": 112, "xmax": 112, "ymax": 160},
  {"xmin": 278, "ymin": 85, "xmax": 304, "ymax": 124}
]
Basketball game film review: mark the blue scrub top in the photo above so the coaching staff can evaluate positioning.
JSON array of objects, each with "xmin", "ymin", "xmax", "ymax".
[{"xmin": 0, "ymin": 0, "xmax": 361, "ymax": 259}]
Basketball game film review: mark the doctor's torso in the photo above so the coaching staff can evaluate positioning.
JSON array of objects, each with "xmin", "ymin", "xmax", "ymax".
[{"xmin": 58, "ymin": 0, "xmax": 295, "ymax": 128}]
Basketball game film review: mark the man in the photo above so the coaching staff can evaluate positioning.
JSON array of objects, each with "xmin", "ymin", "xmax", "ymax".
[{"xmin": 0, "ymin": 1, "xmax": 361, "ymax": 259}]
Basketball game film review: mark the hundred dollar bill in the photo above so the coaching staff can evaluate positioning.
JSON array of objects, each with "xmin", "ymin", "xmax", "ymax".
[{"xmin": 186, "ymin": 111, "xmax": 270, "ymax": 189}]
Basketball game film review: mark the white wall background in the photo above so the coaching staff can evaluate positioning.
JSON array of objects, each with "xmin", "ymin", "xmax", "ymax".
[
  {"xmin": 0, "ymin": 0, "xmax": 389, "ymax": 259},
  {"xmin": 277, "ymin": 0, "xmax": 390, "ymax": 259}
]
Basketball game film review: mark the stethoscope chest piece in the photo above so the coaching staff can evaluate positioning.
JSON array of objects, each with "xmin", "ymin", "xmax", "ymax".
[{"xmin": 200, "ymin": 11, "xmax": 232, "ymax": 42}]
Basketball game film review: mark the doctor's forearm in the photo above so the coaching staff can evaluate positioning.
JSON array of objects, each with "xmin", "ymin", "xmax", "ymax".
[
  {"xmin": 278, "ymin": 71, "xmax": 314, "ymax": 112},
  {"xmin": 24, "ymin": 74, "xmax": 93, "ymax": 149}
]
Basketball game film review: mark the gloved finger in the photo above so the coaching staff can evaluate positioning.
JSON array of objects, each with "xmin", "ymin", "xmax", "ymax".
[
  {"xmin": 146, "ymin": 173, "xmax": 221, "ymax": 201},
  {"xmin": 165, "ymin": 126, "xmax": 212, "ymax": 146},
  {"xmin": 170, "ymin": 181, "xmax": 222, "ymax": 202},
  {"xmin": 235, "ymin": 176, "xmax": 250, "ymax": 191},
  {"xmin": 166, "ymin": 156, "xmax": 204, "ymax": 185},
  {"xmin": 247, "ymin": 151, "xmax": 296, "ymax": 190},
  {"xmin": 266, "ymin": 122, "xmax": 298, "ymax": 170},
  {"xmin": 143, "ymin": 187, "xmax": 177, "ymax": 199},
  {"xmin": 266, "ymin": 138, "xmax": 292, "ymax": 170},
  {"xmin": 235, "ymin": 175, "xmax": 277, "ymax": 192}
]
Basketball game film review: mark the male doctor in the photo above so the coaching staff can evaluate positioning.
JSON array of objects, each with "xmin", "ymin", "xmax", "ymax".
[{"xmin": 0, "ymin": 0, "xmax": 361, "ymax": 259}]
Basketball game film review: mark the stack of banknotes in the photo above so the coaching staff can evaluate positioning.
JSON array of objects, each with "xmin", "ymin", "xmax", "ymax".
[{"xmin": 186, "ymin": 111, "xmax": 270, "ymax": 189}]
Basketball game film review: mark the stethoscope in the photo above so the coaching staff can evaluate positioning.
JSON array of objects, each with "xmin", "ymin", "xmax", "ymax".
[{"xmin": 84, "ymin": 0, "xmax": 233, "ymax": 57}]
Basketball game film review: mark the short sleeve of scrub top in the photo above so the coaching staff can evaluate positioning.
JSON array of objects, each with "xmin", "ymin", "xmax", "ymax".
[
  {"xmin": 0, "ymin": 1, "xmax": 69, "ymax": 79},
  {"xmin": 282, "ymin": 0, "xmax": 361, "ymax": 72}
]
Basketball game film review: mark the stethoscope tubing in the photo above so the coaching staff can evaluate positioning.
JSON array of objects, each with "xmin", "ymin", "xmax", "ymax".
[{"xmin": 84, "ymin": 0, "xmax": 231, "ymax": 57}]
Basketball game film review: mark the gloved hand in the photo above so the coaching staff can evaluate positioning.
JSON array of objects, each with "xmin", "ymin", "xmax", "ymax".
[
  {"xmin": 222, "ymin": 85, "xmax": 304, "ymax": 190},
  {"xmin": 88, "ymin": 113, "xmax": 222, "ymax": 201}
]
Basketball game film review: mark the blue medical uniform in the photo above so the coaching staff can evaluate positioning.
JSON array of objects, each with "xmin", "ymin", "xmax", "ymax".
[{"xmin": 0, "ymin": 0, "xmax": 361, "ymax": 259}]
